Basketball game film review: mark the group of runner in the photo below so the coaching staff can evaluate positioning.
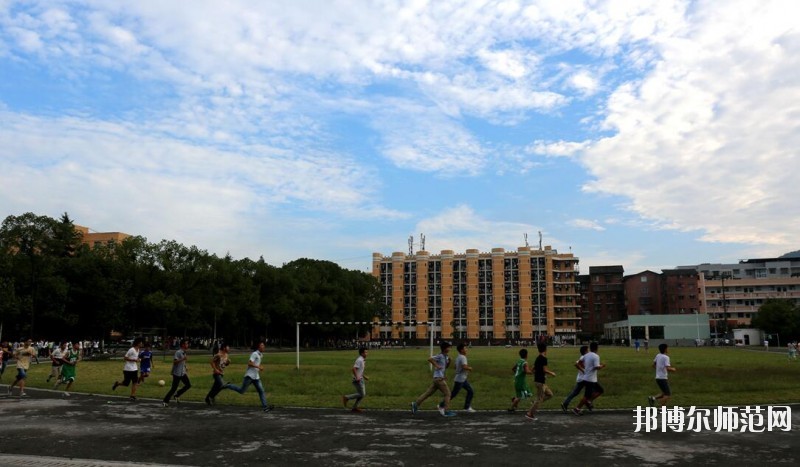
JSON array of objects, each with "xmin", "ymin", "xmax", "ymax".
[
  {"xmin": 345, "ymin": 340, "xmax": 676, "ymax": 420},
  {"xmin": 111, "ymin": 337, "xmax": 275, "ymax": 412}
]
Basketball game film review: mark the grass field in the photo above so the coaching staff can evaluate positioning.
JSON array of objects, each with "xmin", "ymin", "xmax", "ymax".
[{"xmin": 9, "ymin": 345, "xmax": 800, "ymax": 410}]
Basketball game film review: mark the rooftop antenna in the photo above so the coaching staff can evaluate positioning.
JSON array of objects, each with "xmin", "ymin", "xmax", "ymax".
[
  {"xmin": 420, "ymin": 233, "xmax": 426, "ymax": 251},
  {"xmin": 538, "ymin": 231, "xmax": 543, "ymax": 250},
  {"xmin": 408, "ymin": 235, "xmax": 414, "ymax": 256},
  {"xmin": 524, "ymin": 233, "xmax": 529, "ymax": 247}
]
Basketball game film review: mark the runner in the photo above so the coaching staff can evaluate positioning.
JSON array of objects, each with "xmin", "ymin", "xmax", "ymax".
[
  {"xmin": 225, "ymin": 341, "xmax": 274, "ymax": 412},
  {"xmin": 162, "ymin": 339, "xmax": 191, "ymax": 407},
  {"xmin": 341, "ymin": 347, "xmax": 369, "ymax": 413},
  {"xmin": 8, "ymin": 339, "xmax": 37, "ymax": 396},
  {"xmin": 54, "ymin": 341, "xmax": 81, "ymax": 396},
  {"xmin": 112, "ymin": 337, "xmax": 143, "ymax": 401},
  {"xmin": 411, "ymin": 342, "xmax": 455, "ymax": 417},
  {"xmin": 47, "ymin": 342, "xmax": 67, "ymax": 383},
  {"xmin": 138, "ymin": 342, "xmax": 154, "ymax": 384},
  {"xmin": 205, "ymin": 342, "xmax": 231, "ymax": 405}
]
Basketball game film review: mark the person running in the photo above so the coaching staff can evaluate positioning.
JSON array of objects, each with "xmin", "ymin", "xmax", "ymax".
[
  {"xmin": 526, "ymin": 343, "xmax": 556, "ymax": 421},
  {"xmin": 205, "ymin": 342, "xmax": 231, "ymax": 405},
  {"xmin": 162, "ymin": 339, "xmax": 191, "ymax": 407},
  {"xmin": 112, "ymin": 337, "xmax": 143, "ymax": 401},
  {"xmin": 648, "ymin": 343, "xmax": 677, "ymax": 407},
  {"xmin": 47, "ymin": 341, "xmax": 67, "ymax": 383},
  {"xmin": 411, "ymin": 341, "xmax": 455, "ymax": 417},
  {"xmin": 448, "ymin": 343, "xmax": 475, "ymax": 412},
  {"xmin": 225, "ymin": 341, "xmax": 274, "ymax": 412},
  {"xmin": 138, "ymin": 342, "xmax": 154, "ymax": 384},
  {"xmin": 509, "ymin": 348, "xmax": 532, "ymax": 412},
  {"xmin": 53, "ymin": 341, "xmax": 81, "ymax": 396},
  {"xmin": 8, "ymin": 339, "xmax": 37, "ymax": 396},
  {"xmin": 341, "ymin": 347, "xmax": 369, "ymax": 413},
  {"xmin": 573, "ymin": 342, "xmax": 606, "ymax": 415},
  {"xmin": 561, "ymin": 345, "xmax": 588, "ymax": 412}
]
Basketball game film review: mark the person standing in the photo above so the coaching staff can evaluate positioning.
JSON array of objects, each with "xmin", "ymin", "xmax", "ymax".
[
  {"xmin": 526, "ymin": 343, "xmax": 556, "ymax": 421},
  {"xmin": 205, "ymin": 342, "xmax": 231, "ymax": 405},
  {"xmin": 341, "ymin": 347, "xmax": 369, "ymax": 413},
  {"xmin": 225, "ymin": 341, "xmax": 274, "ymax": 412},
  {"xmin": 411, "ymin": 341, "xmax": 455, "ymax": 417},
  {"xmin": 47, "ymin": 342, "xmax": 67, "ymax": 383},
  {"xmin": 112, "ymin": 337, "xmax": 143, "ymax": 401},
  {"xmin": 509, "ymin": 348, "xmax": 532, "ymax": 412},
  {"xmin": 561, "ymin": 345, "xmax": 588, "ymax": 412},
  {"xmin": 53, "ymin": 341, "xmax": 81, "ymax": 396},
  {"xmin": 162, "ymin": 339, "xmax": 191, "ymax": 407},
  {"xmin": 448, "ymin": 343, "xmax": 475, "ymax": 412},
  {"xmin": 573, "ymin": 342, "xmax": 606, "ymax": 415},
  {"xmin": 8, "ymin": 339, "xmax": 37, "ymax": 396},
  {"xmin": 648, "ymin": 343, "xmax": 677, "ymax": 407},
  {"xmin": 138, "ymin": 342, "xmax": 154, "ymax": 384}
]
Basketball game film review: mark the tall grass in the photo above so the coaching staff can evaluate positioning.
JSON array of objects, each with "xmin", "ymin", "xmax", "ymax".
[{"xmin": 10, "ymin": 346, "xmax": 799, "ymax": 410}]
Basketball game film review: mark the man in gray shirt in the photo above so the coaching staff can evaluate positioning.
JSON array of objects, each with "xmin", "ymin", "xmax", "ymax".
[
  {"xmin": 162, "ymin": 339, "xmax": 191, "ymax": 407},
  {"xmin": 448, "ymin": 343, "xmax": 475, "ymax": 412}
]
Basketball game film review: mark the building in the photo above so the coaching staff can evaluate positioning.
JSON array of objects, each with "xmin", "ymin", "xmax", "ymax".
[
  {"xmin": 623, "ymin": 270, "xmax": 664, "ymax": 316},
  {"xmin": 676, "ymin": 257, "xmax": 800, "ymax": 335},
  {"xmin": 604, "ymin": 314, "xmax": 710, "ymax": 345},
  {"xmin": 75, "ymin": 224, "xmax": 131, "ymax": 248},
  {"xmin": 371, "ymin": 246, "xmax": 580, "ymax": 342},
  {"xmin": 622, "ymin": 269, "xmax": 701, "ymax": 317},
  {"xmin": 578, "ymin": 266, "xmax": 625, "ymax": 339}
]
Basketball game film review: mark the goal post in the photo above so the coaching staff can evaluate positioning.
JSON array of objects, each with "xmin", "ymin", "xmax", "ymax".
[{"xmin": 295, "ymin": 320, "xmax": 433, "ymax": 369}]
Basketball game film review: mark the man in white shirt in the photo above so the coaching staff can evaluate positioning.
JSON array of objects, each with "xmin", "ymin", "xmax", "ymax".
[
  {"xmin": 342, "ymin": 347, "xmax": 369, "ymax": 413},
  {"xmin": 112, "ymin": 338, "xmax": 142, "ymax": 401},
  {"xmin": 226, "ymin": 341, "xmax": 274, "ymax": 412},
  {"xmin": 648, "ymin": 343, "xmax": 677, "ymax": 407},
  {"xmin": 449, "ymin": 343, "xmax": 475, "ymax": 412},
  {"xmin": 573, "ymin": 341, "xmax": 606, "ymax": 415}
]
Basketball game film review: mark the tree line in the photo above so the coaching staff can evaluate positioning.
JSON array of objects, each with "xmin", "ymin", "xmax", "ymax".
[{"xmin": 0, "ymin": 212, "xmax": 387, "ymax": 346}]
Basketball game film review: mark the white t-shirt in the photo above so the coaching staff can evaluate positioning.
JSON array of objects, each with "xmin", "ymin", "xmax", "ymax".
[
  {"xmin": 454, "ymin": 354, "xmax": 468, "ymax": 383},
  {"xmin": 352, "ymin": 355, "xmax": 365, "ymax": 381},
  {"xmin": 245, "ymin": 350, "xmax": 262, "ymax": 380},
  {"xmin": 575, "ymin": 355, "xmax": 586, "ymax": 382},
  {"xmin": 582, "ymin": 352, "xmax": 600, "ymax": 383},
  {"xmin": 124, "ymin": 347, "xmax": 139, "ymax": 372},
  {"xmin": 654, "ymin": 353, "xmax": 671, "ymax": 380}
]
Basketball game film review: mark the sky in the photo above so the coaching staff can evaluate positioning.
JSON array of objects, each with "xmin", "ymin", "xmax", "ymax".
[{"xmin": 1, "ymin": 0, "xmax": 798, "ymax": 274}]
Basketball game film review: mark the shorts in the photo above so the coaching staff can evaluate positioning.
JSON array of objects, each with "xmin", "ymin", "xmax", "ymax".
[
  {"xmin": 15, "ymin": 368, "xmax": 27, "ymax": 380},
  {"xmin": 583, "ymin": 381, "xmax": 604, "ymax": 399},
  {"xmin": 656, "ymin": 378, "xmax": 671, "ymax": 396},
  {"xmin": 514, "ymin": 381, "xmax": 532, "ymax": 399},
  {"xmin": 140, "ymin": 367, "xmax": 151, "ymax": 376},
  {"xmin": 120, "ymin": 370, "xmax": 138, "ymax": 386}
]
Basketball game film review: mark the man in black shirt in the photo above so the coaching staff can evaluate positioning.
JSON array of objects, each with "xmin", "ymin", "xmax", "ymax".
[{"xmin": 526, "ymin": 343, "xmax": 556, "ymax": 421}]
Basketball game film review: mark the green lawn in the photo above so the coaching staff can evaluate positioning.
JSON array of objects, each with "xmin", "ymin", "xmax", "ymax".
[{"xmin": 12, "ymin": 346, "xmax": 800, "ymax": 410}]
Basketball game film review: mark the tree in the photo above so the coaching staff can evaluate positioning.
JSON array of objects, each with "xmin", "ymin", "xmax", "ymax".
[{"xmin": 752, "ymin": 299, "xmax": 800, "ymax": 339}]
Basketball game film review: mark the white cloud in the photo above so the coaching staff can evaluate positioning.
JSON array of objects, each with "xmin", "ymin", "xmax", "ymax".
[
  {"xmin": 527, "ymin": 140, "xmax": 589, "ymax": 158},
  {"xmin": 579, "ymin": 0, "xmax": 800, "ymax": 250},
  {"xmin": 570, "ymin": 219, "xmax": 606, "ymax": 231}
]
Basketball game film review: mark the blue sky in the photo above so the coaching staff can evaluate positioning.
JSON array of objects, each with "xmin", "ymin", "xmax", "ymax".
[{"xmin": 1, "ymin": 0, "xmax": 798, "ymax": 274}]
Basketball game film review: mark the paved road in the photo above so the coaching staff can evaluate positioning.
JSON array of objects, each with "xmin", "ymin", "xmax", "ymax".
[{"xmin": 0, "ymin": 388, "xmax": 796, "ymax": 466}]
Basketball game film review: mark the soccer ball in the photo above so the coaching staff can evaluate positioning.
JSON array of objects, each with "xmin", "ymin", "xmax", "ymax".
[{"xmin": 158, "ymin": 379, "xmax": 166, "ymax": 387}]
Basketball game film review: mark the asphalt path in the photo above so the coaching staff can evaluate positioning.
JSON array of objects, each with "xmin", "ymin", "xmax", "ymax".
[{"xmin": 0, "ymin": 387, "xmax": 797, "ymax": 466}]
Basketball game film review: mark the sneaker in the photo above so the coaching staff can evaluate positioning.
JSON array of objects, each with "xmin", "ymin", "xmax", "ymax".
[
  {"xmin": 525, "ymin": 413, "xmax": 537, "ymax": 421},
  {"xmin": 112, "ymin": 382, "xmax": 119, "ymax": 391},
  {"xmin": 648, "ymin": 396, "xmax": 656, "ymax": 407},
  {"xmin": 443, "ymin": 411, "xmax": 457, "ymax": 417},
  {"xmin": 572, "ymin": 407, "xmax": 583, "ymax": 416},
  {"xmin": 438, "ymin": 405, "xmax": 446, "ymax": 416},
  {"xmin": 19, "ymin": 392, "xmax": 27, "ymax": 397},
  {"xmin": 560, "ymin": 402, "xmax": 568, "ymax": 413},
  {"xmin": 129, "ymin": 396, "xmax": 136, "ymax": 401},
  {"xmin": 342, "ymin": 395, "xmax": 348, "ymax": 408},
  {"xmin": 351, "ymin": 407, "xmax": 363, "ymax": 413},
  {"xmin": 263, "ymin": 404, "xmax": 275, "ymax": 413},
  {"xmin": 465, "ymin": 407, "xmax": 477, "ymax": 413},
  {"xmin": 411, "ymin": 401, "xmax": 418, "ymax": 415},
  {"xmin": 63, "ymin": 392, "xmax": 70, "ymax": 397},
  {"xmin": 162, "ymin": 402, "xmax": 168, "ymax": 408}
]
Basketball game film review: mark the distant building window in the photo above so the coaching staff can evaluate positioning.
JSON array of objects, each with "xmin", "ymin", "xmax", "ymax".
[{"xmin": 640, "ymin": 276, "xmax": 647, "ymax": 282}]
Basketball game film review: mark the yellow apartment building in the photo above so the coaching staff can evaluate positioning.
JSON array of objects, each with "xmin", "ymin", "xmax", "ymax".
[
  {"xmin": 75, "ymin": 224, "xmax": 131, "ymax": 248},
  {"xmin": 371, "ymin": 246, "xmax": 580, "ymax": 342}
]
